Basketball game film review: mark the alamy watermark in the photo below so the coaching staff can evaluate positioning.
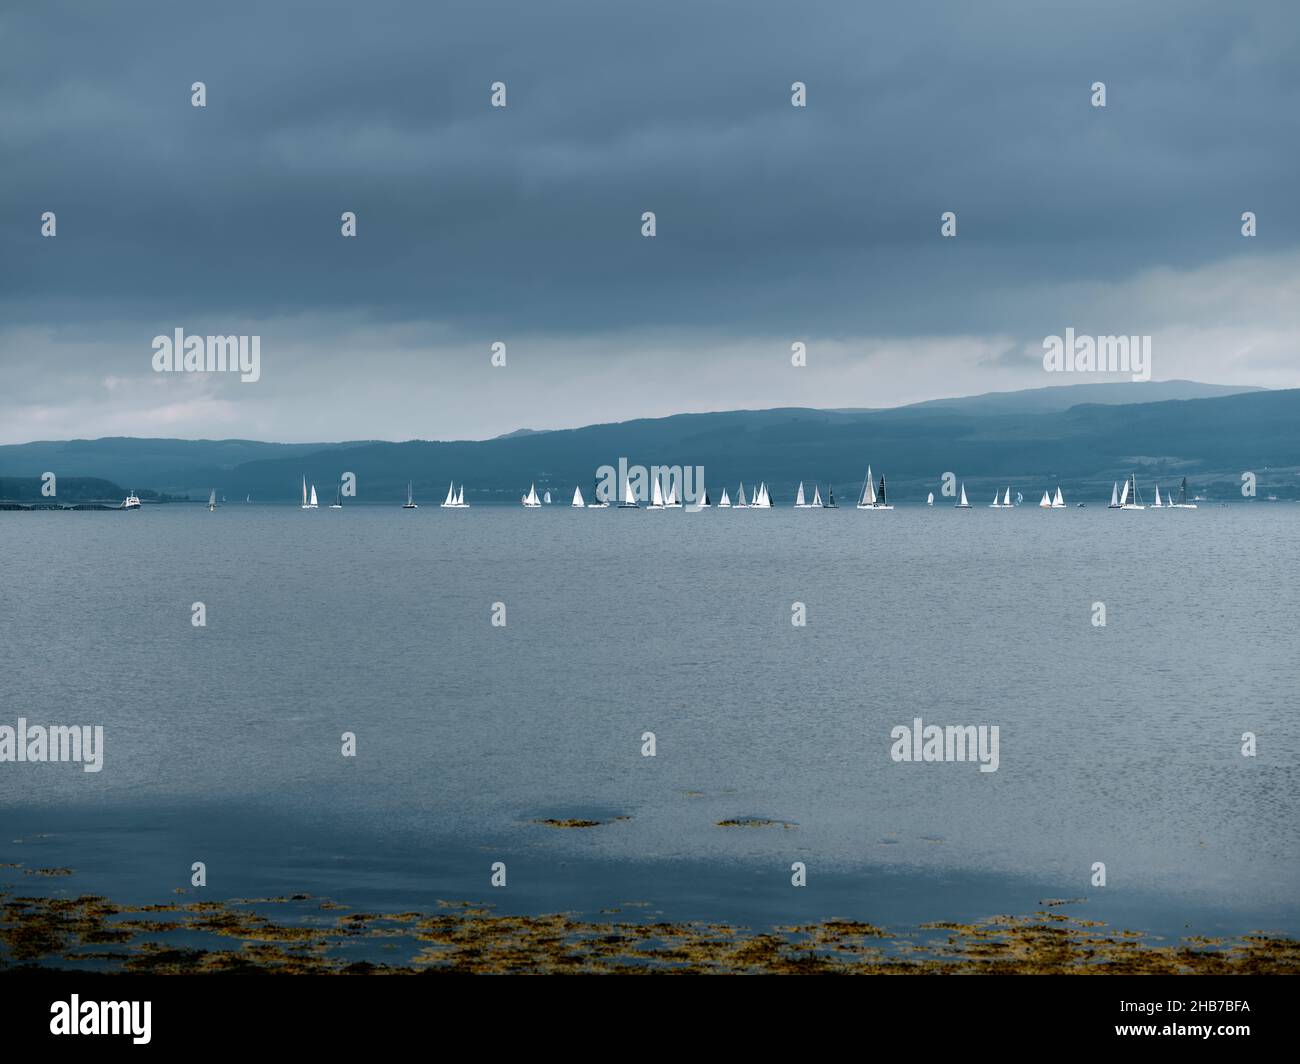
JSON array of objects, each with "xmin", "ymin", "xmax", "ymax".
[
  {"xmin": 890, "ymin": 717, "xmax": 999, "ymax": 773},
  {"xmin": 595, "ymin": 457, "xmax": 705, "ymax": 503},
  {"xmin": 151, "ymin": 328, "xmax": 261, "ymax": 382},
  {"xmin": 1042, "ymin": 328, "xmax": 1150, "ymax": 382},
  {"xmin": 0, "ymin": 718, "xmax": 104, "ymax": 772}
]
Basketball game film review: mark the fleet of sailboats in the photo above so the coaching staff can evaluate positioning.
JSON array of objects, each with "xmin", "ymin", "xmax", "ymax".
[{"xmin": 282, "ymin": 471, "xmax": 1210, "ymax": 514}]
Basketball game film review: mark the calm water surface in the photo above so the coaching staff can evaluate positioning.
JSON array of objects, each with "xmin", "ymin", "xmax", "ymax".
[{"xmin": 1, "ymin": 503, "xmax": 1297, "ymax": 937}]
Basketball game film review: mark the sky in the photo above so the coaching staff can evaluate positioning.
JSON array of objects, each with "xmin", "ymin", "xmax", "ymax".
[{"xmin": 2, "ymin": 0, "xmax": 1298, "ymax": 443}]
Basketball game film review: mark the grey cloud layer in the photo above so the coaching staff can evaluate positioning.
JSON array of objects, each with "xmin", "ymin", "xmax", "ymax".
[{"xmin": 1, "ymin": 0, "xmax": 1297, "ymax": 442}]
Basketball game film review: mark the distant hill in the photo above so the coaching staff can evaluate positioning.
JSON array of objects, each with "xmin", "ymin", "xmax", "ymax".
[
  {"xmin": 0, "ymin": 383, "xmax": 1295, "ymax": 503},
  {"xmin": 880, "ymin": 379, "xmax": 1264, "ymax": 417}
]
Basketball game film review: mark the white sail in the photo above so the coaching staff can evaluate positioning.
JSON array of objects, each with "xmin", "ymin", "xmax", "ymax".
[
  {"xmin": 309, "ymin": 485, "xmax": 318, "ymax": 506},
  {"xmin": 456, "ymin": 485, "xmax": 466, "ymax": 506},
  {"xmin": 1039, "ymin": 490, "xmax": 1051, "ymax": 508},
  {"xmin": 811, "ymin": 485, "xmax": 822, "ymax": 507},
  {"xmin": 927, "ymin": 492, "xmax": 934, "ymax": 506},
  {"xmin": 523, "ymin": 483, "xmax": 541, "ymax": 507},
  {"xmin": 650, "ymin": 476, "xmax": 665, "ymax": 508},
  {"xmin": 990, "ymin": 492, "xmax": 1001, "ymax": 508},
  {"xmin": 719, "ymin": 488, "xmax": 731, "ymax": 508},
  {"xmin": 736, "ymin": 483, "xmax": 748, "ymax": 507},
  {"xmin": 1153, "ymin": 485, "xmax": 1163, "ymax": 507},
  {"xmin": 620, "ymin": 476, "xmax": 638, "ymax": 507},
  {"xmin": 1119, "ymin": 479, "xmax": 1130, "ymax": 507},
  {"xmin": 665, "ymin": 475, "xmax": 679, "ymax": 507},
  {"xmin": 208, "ymin": 489, "xmax": 216, "ymax": 510},
  {"xmin": 1003, "ymin": 487, "xmax": 1012, "ymax": 507},
  {"xmin": 858, "ymin": 466, "xmax": 876, "ymax": 508},
  {"xmin": 301, "ymin": 476, "xmax": 309, "ymax": 508},
  {"xmin": 572, "ymin": 485, "xmax": 585, "ymax": 507},
  {"xmin": 957, "ymin": 483, "xmax": 969, "ymax": 507},
  {"xmin": 543, "ymin": 490, "xmax": 551, "ymax": 504},
  {"xmin": 795, "ymin": 482, "xmax": 806, "ymax": 507},
  {"xmin": 1109, "ymin": 482, "xmax": 1119, "ymax": 508},
  {"xmin": 756, "ymin": 483, "xmax": 771, "ymax": 508},
  {"xmin": 1052, "ymin": 486, "xmax": 1065, "ymax": 508}
]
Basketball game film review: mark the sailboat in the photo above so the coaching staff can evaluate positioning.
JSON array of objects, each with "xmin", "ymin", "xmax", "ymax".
[
  {"xmin": 1051, "ymin": 486, "xmax": 1065, "ymax": 508},
  {"xmin": 811, "ymin": 485, "xmax": 823, "ymax": 507},
  {"xmin": 571, "ymin": 485, "xmax": 585, "ymax": 508},
  {"xmin": 857, "ymin": 467, "xmax": 875, "ymax": 509},
  {"xmin": 665, "ymin": 474, "xmax": 682, "ymax": 508},
  {"xmin": 855, "ymin": 468, "xmax": 893, "ymax": 510},
  {"xmin": 687, "ymin": 483, "xmax": 712, "ymax": 511},
  {"xmin": 1108, "ymin": 482, "xmax": 1121, "ymax": 509},
  {"xmin": 718, "ymin": 488, "xmax": 731, "ymax": 508},
  {"xmin": 302, "ymin": 477, "xmax": 319, "ymax": 510},
  {"xmin": 618, "ymin": 477, "xmax": 639, "ymax": 508},
  {"xmin": 329, "ymin": 486, "xmax": 343, "ymax": 509},
  {"xmin": 794, "ymin": 481, "xmax": 811, "ymax": 508},
  {"xmin": 1003, "ymin": 487, "xmax": 1013, "ymax": 508},
  {"xmin": 824, "ymin": 486, "xmax": 837, "ymax": 508},
  {"xmin": 734, "ymin": 483, "xmax": 749, "ymax": 509},
  {"xmin": 1119, "ymin": 474, "xmax": 1145, "ymax": 510},
  {"xmin": 522, "ymin": 483, "xmax": 541, "ymax": 508},
  {"xmin": 587, "ymin": 478, "xmax": 610, "ymax": 508},
  {"xmin": 647, "ymin": 475, "xmax": 666, "ymax": 510},
  {"xmin": 750, "ymin": 482, "xmax": 772, "ymax": 508},
  {"xmin": 1170, "ymin": 477, "xmax": 1197, "ymax": 509},
  {"xmin": 543, "ymin": 490, "xmax": 552, "ymax": 505},
  {"xmin": 441, "ymin": 482, "xmax": 468, "ymax": 508},
  {"xmin": 208, "ymin": 489, "xmax": 217, "ymax": 512},
  {"xmin": 442, "ymin": 482, "xmax": 456, "ymax": 508},
  {"xmin": 874, "ymin": 475, "xmax": 894, "ymax": 510},
  {"xmin": 1152, "ymin": 485, "xmax": 1164, "ymax": 509},
  {"xmin": 954, "ymin": 483, "xmax": 971, "ymax": 508},
  {"xmin": 1038, "ymin": 490, "xmax": 1052, "ymax": 508},
  {"xmin": 927, "ymin": 492, "xmax": 934, "ymax": 506},
  {"xmin": 402, "ymin": 481, "xmax": 417, "ymax": 509}
]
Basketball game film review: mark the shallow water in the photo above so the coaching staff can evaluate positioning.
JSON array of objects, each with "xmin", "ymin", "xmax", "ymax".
[{"xmin": 1, "ymin": 503, "xmax": 1297, "ymax": 940}]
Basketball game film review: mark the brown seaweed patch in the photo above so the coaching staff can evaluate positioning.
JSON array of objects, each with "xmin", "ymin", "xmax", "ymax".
[
  {"xmin": 4, "ymin": 887, "xmax": 1299, "ymax": 975},
  {"xmin": 717, "ymin": 817, "xmax": 796, "ymax": 829},
  {"xmin": 532, "ymin": 816, "xmax": 630, "ymax": 829}
]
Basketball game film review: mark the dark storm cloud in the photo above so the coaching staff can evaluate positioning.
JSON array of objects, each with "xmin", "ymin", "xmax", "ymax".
[{"xmin": 3, "ymin": 0, "xmax": 1298, "ymax": 338}]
